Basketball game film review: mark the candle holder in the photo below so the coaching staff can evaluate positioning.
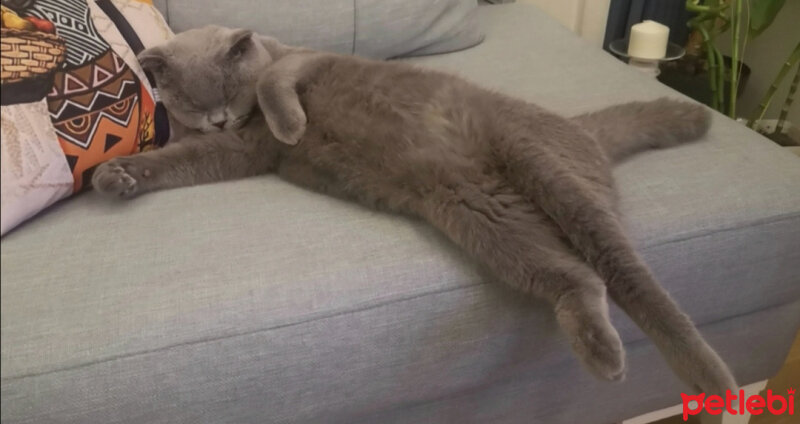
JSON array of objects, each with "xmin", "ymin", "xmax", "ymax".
[{"xmin": 608, "ymin": 39, "xmax": 685, "ymax": 78}]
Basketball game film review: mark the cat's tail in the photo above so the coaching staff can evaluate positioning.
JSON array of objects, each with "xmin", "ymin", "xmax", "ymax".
[{"xmin": 571, "ymin": 98, "xmax": 712, "ymax": 162}]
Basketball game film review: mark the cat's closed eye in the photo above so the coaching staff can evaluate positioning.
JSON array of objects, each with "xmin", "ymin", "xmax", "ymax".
[{"xmin": 179, "ymin": 98, "xmax": 205, "ymax": 114}]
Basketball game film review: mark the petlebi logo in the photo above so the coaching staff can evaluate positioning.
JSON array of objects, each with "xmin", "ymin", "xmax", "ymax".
[{"xmin": 681, "ymin": 388, "xmax": 795, "ymax": 421}]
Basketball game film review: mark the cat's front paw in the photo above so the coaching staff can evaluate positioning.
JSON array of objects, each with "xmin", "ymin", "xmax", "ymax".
[
  {"xmin": 266, "ymin": 108, "xmax": 307, "ymax": 146},
  {"xmin": 281, "ymin": 111, "xmax": 307, "ymax": 145},
  {"xmin": 92, "ymin": 157, "xmax": 149, "ymax": 198}
]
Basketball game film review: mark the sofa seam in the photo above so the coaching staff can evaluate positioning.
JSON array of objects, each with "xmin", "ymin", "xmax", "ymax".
[
  {"xmin": 620, "ymin": 297, "xmax": 800, "ymax": 347},
  {"xmin": 365, "ymin": 298, "xmax": 800, "ymax": 419},
  {"xmin": 3, "ymin": 212, "xmax": 799, "ymax": 382},
  {"xmin": 638, "ymin": 211, "xmax": 800, "ymax": 250},
  {"xmin": 1, "ymin": 282, "xmax": 486, "ymax": 382}
]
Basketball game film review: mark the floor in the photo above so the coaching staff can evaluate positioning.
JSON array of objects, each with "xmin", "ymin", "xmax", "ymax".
[{"xmin": 653, "ymin": 331, "xmax": 800, "ymax": 424}]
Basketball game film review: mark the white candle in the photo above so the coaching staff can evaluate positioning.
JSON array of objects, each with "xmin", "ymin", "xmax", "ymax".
[{"xmin": 628, "ymin": 20, "xmax": 669, "ymax": 60}]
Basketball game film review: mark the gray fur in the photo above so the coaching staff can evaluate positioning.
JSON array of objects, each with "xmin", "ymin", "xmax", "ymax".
[{"xmin": 93, "ymin": 26, "xmax": 736, "ymax": 394}]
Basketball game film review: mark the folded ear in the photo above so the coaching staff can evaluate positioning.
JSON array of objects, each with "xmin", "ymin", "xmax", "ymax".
[
  {"xmin": 137, "ymin": 46, "xmax": 168, "ymax": 74},
  {"xmin": 227, "ymin": 29, "xmax": 254, "ymax": 60}
]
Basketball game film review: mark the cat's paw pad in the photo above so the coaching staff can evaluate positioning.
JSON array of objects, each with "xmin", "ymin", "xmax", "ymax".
[{"xmin": 92, "ymin": 158, "xmax": 147, "ymax": 198}]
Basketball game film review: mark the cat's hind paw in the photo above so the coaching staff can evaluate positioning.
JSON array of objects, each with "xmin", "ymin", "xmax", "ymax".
[
  {"xmin": 566, "ymin": 314, "xmax": 627, "ymax": 382},
  {"xmin": 578, "ymin": 324, "xmax": 626, "ymax": 382}
]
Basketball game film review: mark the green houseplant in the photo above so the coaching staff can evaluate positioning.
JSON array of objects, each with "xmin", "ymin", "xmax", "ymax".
[
  {"xmin": 746, "ymin": 41, "xmax": 800, "ymax": 135},
  {"xmin": 661, "ymin": 0, "xmax": 796, "ymax": 130}
]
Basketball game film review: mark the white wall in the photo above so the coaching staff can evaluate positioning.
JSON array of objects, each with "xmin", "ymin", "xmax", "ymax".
[
  {"xmin": 521, "ymin": 0, "xmax": 798, "ymax": 124},
  {"xmin": 518, "ymin": 0, "xmax": 611, "ymax": 47}
]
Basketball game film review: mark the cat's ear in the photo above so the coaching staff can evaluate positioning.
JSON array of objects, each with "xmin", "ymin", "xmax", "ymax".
[
  {"xmin": 227, "ymin": 29, "xmax": 254, "ymax": 60},
  {"xmin": 138, "ymin": 47, "xmax": 168, "ymax": 75}
]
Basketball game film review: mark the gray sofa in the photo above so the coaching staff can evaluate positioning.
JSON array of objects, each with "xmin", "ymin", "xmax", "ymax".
[{"xmin": 2, "ymin": 2, "xmax": 799, "ymax": 423}]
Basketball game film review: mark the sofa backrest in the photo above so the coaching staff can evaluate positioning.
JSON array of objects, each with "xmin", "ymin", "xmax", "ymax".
[{"xmin": 152, "ymin": 0, "xmax": 484, "ymax": 59}]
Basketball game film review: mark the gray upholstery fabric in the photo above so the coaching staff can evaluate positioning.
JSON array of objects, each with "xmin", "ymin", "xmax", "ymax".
[
  {"xmin": 155, "ymin": 0, "xmax": 484, "ymax": 59},
  {"xmin": 354, "ymin": 0, "xmax": 483, "ymax": 58},
  {"xmin": 2, "ymin": 3, "xmax": 800, "ymax": 424}
]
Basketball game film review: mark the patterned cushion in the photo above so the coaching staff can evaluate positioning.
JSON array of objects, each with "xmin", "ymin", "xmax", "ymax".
[{"xmin": 0, "ymin": 0, "xmax": 172, "ymax": 235}]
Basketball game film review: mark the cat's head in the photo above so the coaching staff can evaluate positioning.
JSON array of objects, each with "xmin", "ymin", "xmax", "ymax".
[{"xmin": 138, "ymin": 25, "xmax": 272, "ymax": 133}]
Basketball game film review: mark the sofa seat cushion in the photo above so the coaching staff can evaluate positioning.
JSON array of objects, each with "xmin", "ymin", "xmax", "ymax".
[{"xmin": 2, "ymin": 3, "xmax": 800, "ymax": 424}]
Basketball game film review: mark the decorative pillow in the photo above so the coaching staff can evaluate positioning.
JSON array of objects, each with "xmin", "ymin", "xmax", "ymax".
[
  {"xmin": 155, "ymin": 0, "xmax": 484, "ymax": 59},
  {"xmin": 0, "ymin": 0, "xmax": 173, "ymax": 235}
]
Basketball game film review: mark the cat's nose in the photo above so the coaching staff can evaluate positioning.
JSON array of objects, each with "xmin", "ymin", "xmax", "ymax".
[{"xmin": 212, "ymin": 120, "xmax": 227, "ymax": 129}]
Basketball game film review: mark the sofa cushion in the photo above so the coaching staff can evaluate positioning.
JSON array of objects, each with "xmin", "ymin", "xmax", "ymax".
[
  {"xmin": 0, "ymin": 0, "xmax": 173, "ymax": 235},
  {"xmin": 2, "ymin": 3, "xmax": 800, "ymax": 424},
  {"xmin": 153, "ymin": 0, "xmax": 483, "ymax": 59}
]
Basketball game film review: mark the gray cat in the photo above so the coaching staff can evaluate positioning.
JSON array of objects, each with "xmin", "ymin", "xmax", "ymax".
[{"xmin": 92, "ymin": 26, "xmax": 737, "ymax": 394}]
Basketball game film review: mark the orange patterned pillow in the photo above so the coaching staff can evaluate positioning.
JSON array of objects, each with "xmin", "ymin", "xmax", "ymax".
[{"xmin": 1, "ymin": 0, "xmax": 173, "ymax": 235}]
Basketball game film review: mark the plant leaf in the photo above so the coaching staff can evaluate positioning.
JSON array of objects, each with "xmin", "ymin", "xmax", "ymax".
[{"xmin": 749, "ymin": 0, "xmax": 787, "ymax": 38}]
